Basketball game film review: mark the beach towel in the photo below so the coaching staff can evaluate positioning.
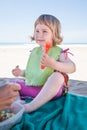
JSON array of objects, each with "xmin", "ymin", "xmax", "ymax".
[{"xmin": 11, "ymin": 79, "xmax": 87, "ymax": 130}]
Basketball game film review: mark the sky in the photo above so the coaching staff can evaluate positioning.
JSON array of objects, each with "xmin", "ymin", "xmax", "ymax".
[{"xmin": 0, "ymin": 0, "xmax": 87, "ymax": 44}]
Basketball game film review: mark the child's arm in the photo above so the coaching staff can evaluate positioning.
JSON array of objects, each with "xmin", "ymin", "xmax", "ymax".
[
  {"xmin": 41, "ymin": 51, "xmax": 76, "ymax": 74},
  {"xmin": 52, "ymin": 52, "xmax": 76, "ymax": 73}
]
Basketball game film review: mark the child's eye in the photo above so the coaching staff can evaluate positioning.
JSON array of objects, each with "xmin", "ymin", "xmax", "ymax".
[
  {"xmin": 36, "ymin": 30, "xmax": 39, "ymax": 33},
  {"xmin": 43, "ymin": 30, "xmax": 47, "ymax": 33}
]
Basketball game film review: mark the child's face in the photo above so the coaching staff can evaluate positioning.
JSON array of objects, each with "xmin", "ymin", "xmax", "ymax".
[{"xmin": 34, "ymin": 24, "xmax": 53, "ymax": 47}]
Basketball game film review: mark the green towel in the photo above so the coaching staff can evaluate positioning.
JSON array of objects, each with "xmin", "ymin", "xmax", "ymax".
[{"xmin": 11, "ymin": 93, "xmax": 87, "ymax": 130}]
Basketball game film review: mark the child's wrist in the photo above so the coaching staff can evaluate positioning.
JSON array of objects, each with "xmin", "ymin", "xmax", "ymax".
[{"xmin": 21, "ymin": 70, "xmax": 25, "ymax": 77}]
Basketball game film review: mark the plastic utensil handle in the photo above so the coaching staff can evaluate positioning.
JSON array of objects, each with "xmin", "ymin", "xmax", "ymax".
[{"xmin": 41, "ymin": 42, "xmax": 50, "ymax": 69}]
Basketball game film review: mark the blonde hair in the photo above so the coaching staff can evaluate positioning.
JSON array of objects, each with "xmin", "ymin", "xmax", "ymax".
[{"xmin": 31, "ymin": 14, "xmax": 63, "ymax": 46}]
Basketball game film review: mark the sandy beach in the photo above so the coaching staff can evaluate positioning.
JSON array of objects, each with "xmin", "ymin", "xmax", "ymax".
[{"xmin": 0, "ymin": 44, "xmax": 87, "ymax": 81}]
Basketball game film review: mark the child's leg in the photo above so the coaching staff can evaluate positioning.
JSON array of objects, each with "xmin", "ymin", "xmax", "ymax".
[{"xmin": 24, "ymin": 72, "xmax": 64, "ymax": 112}]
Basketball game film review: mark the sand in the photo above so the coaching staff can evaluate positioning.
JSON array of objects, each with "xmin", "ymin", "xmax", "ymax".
[{"xmin": 0, "ymin": 44, "xmax": 87, "ymax": 81}]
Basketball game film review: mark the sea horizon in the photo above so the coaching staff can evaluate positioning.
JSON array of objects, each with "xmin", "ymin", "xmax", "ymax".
[{"xmin": 0, "ymin": 42, "xmax": 87, "ymax": 46}]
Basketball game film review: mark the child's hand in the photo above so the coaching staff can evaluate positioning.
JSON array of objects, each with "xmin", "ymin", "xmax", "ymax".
[
  {"xmin": 41, "ymin": 53, "xmax": 55, "ymax": 68},
  {"xmin": 12, "ymin": 65, "xmax": 23, "ymax": 77}
]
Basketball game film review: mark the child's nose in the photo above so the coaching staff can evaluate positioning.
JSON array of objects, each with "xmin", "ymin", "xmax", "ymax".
[{"xmin": 38, "ymin": 32, "xmax": 43, "ymax": 37}]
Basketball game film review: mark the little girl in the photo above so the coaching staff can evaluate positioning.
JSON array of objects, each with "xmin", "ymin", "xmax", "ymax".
[{"xmin": 12, "ymin": 14, "xmax": 76, "ymax": 113}]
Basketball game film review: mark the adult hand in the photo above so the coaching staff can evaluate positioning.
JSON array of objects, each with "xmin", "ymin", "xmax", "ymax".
[{"xmin": 0, "ymin": 83, "xmax": 21, "ymax": 111}]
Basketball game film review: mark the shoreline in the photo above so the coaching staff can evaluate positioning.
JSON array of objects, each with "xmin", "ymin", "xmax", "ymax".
[{"xmin": 0, "ymin": 44, "xmax": 87, "ymax": 48}]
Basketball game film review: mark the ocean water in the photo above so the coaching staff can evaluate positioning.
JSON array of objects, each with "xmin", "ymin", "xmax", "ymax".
[
  {"xmin": 0, "ymin": 42, "xmax": 87, "ymax": 46},
  {"xmin": 0, "ymin": 42, "xmax": 87, "ymax": 48},
  {"xmin": 0, "ymin": 42, "xmax": 26, "ymax": 46}
]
